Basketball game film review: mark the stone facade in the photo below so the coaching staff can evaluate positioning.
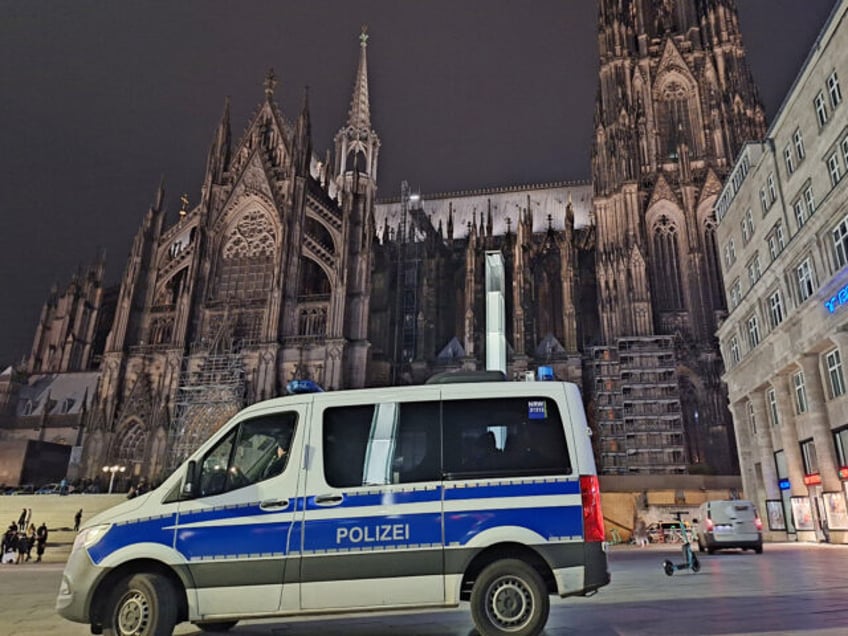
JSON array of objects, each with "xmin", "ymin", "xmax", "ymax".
[{"xmin": 717, "ymin": 0, "xmax": 848, "ymax": 544}]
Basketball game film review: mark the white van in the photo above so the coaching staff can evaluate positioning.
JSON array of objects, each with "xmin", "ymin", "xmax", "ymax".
[
  {"xmin": 696, "ymin": 499, "xmax": 763, "ymax": 554},
  {"xmin": 56, "ymin": 380, "xmax": 609, "ymax": 636}
]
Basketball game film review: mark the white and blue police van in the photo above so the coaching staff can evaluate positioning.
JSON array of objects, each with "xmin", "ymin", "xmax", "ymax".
[{"xmin": 57, "ymin": 376, "xmax": 610, "ymax": 636}]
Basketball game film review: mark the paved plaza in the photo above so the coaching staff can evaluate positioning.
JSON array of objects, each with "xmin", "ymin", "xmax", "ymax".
[{"xmin": 0, "ymin": 543, "xmax": 846, "ymax": 635}]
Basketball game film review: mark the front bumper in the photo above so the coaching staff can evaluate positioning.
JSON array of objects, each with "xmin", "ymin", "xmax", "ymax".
[{"xmin": 56, "ymin": 546, "xmax": 108, "ymax": 624}]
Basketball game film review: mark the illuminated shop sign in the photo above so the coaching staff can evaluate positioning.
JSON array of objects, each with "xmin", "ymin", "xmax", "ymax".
[
  {"xmin": 825, "ymin": 285, "xmax": 848, "ymax": 313},
  {"xmin": 803, "ymin": 473, "xmax": 822, "ymax": 486},
  {"xmin": 839, "ymin": 466, "xmax": 848, "ymax": 480},
  {"xmin": 778, "ymin": 479, "xmax": 791, "ymax": 490}
]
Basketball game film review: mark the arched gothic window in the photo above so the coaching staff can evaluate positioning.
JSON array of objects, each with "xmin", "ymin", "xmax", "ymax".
[
  {"xmin": 657, "ymin": 80, "xmax": 695, "ymax": 159},
  {"xmin": 652, "ymin": 215, "xmax": 684, "ymax": 310},
  {"xmin": 214, "ymin": 210, "xmax": 276, "ymax": 300},
  {"xmin": 702, "ymin": 214, "xmax": 725, "ymax": 311},
  {"xmin": 116, "ymin": 419, "xmax": 148, "ymax": 465}
]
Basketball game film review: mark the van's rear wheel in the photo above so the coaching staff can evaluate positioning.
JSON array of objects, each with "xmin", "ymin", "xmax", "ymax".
[
  {"xmin": 470, "ymin": 558, "xmax": 549, "ymax": 636},
  {"xmin": 102, "ymin": 573, "xmax": 177, "ymax": 636}
]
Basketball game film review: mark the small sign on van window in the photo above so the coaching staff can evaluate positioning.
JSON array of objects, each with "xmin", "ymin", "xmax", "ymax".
[
  {"xmin": 734, "ymin": 505, "xmax": 749, "ymax": 512},
  {"xmin": 528, "ymin": 400, "xmax": 547, "ymax": 420}
]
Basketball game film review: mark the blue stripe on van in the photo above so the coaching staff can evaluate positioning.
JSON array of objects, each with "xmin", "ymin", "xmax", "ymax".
[
  {"xmin": 445, "ymin": 505, "xmax": 583, "ymax": 544},
  {"xmin": 304, "ymin": 487, "xmax": 441, "ymax": 510},
  {"xmin": 443, "ymin": 479, "xmax": 579, "ymax": 501},
  {"xmin": 88, "ymin": 513, "xmax": 177, "ymax": 565}
]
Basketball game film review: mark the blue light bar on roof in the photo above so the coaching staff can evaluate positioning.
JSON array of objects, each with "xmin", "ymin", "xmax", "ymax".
[
  {"xmin": 536, "ymin": 366, "xmax": 554, "ymax": 381},
  {"xmin": 286, "ymin": 379, "xmax": 324, "ymax": 394}
]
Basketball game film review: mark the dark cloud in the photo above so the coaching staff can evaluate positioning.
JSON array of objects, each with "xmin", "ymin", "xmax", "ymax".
[{"xmin": 0, "ymin": 0, "xmax": 837, "ymax": 365}]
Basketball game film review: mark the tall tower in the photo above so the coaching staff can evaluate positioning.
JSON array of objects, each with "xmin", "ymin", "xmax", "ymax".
[{"xmin": 590, "ymin": 0, "xmax": 767, "ymax": 474}]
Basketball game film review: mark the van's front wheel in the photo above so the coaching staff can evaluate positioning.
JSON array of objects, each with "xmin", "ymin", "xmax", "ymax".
[
  {"xmin": 470, "ymin": 559, "xmax": 549, "ymax": 636},
  {"xmin": 103, "ymin": 573, "xmax": 177, "ymax": 636}
]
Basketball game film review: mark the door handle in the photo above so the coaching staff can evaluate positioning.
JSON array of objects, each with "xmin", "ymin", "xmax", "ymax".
[
  {"xmin": 314, "ymin": 494, "xmax": 344, "ymax": 507},
  {"xmin": 259, "ymin": 499, "xmax": 289, "ymax": 511}
]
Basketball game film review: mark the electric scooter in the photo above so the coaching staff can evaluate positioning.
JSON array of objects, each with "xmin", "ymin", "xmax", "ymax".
[{"xmin": 662, "ymin": 511, "xmax": 700, "ymax": 575}]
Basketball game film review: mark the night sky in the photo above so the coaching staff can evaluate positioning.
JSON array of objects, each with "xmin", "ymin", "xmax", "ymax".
[{"xmin": 0, "ymin": 0, "xmax": 838, "ymax": 367}]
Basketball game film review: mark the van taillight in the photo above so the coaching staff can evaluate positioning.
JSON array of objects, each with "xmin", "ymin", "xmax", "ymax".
[
  {"xmin": 579, "ymin": 475, "xmax": 605, "ymax": 542},
  {"xmin": 705, "ymin": 518, "xmax": 714, "ymax": 532},
  {"xmin": 755, "ymin": 517, "xmax": 763, "ymax": 531}
]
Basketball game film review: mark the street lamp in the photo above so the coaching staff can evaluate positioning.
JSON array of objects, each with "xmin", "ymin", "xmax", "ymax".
[{"xmin": 102, "ymin": 464, "xmax": 126, "ymax": 494}]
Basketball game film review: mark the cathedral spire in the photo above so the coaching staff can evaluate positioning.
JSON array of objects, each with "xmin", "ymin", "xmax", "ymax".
[
  {"xmin": 264, "ymin": 68, "xmax": 277, "ymax": 101},
  {"xmin": 293, "ymin": 86, "xmax": 312, "ymax": 176},
  {"xmin": 347, "ymin": 26, "xmax": 372, "ymax": 132}
]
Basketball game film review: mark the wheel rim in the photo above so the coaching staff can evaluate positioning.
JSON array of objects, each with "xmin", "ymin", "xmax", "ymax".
[
  {"xmin": 485, "ymin": 574, "xmax": 534, "ymax": 632},
  {"xmin": 115, "ymin": 590, "xmax": 151, "ymax": 635}
]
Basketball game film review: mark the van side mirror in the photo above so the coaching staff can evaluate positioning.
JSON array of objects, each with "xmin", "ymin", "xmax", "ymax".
[{"xmin": 182, "ymin": 460, "xmax": 197, "ymax": 498}]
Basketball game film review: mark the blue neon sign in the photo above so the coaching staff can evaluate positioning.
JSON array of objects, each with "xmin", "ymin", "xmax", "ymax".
[
  {"xmin": 778, "ymin": 478, "xmax": 790, "ymax": 491},
  {"xmin": 825, "ymin": 284, "xmax": 848, "ymax": 313}
]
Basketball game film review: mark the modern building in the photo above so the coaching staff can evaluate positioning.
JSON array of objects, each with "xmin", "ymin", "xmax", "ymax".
[
  {"xmin": 716, "ymin": 0, "xmax": 848, "ymax": 543},
  {"xmin": 0, "ymin": 1, "xmax": 777, "ymax": 485}
]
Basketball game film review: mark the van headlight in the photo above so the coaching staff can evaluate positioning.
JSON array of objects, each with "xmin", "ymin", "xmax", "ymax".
[{"xmin": 71, "ymin": 524, "xmax": 111, "ymax": 554}]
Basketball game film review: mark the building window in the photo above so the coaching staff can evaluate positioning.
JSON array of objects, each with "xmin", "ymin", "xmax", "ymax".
[
  {"xmin": 768, "ymin": 173, "xmax": 777, "ymax": 202},
  {"xmin": 747, "ymin": 400, "xmax": 757, "ymax": 436},
  {"xmin": 828, "ymin": 151, "xmax": 842, "ymax": 186},
  {"xmin": 651, "ymin": 215, "xmax": 684, "ymax": 311},
  {"xmin": 768, "ymin": 290, "xmax": 784, "ymax": 328},
  {"xmin": 793, "ymin": 371, "xmax": 808, "ymax": 414},
  {"xmin": 729, "ymin": 336, "xmax": 741, "ymax": 365},
  {"xmin": 730, "ymin": 279, "xmax": 742, "ymax": 309},
  {"xmin": 794, "ymin": 198, "xmax": 808, "ymax": 229},
  {"xmin": 747, "ymin": 254, "xmax": 761, "ymax": 286},
  {"xmin": 834, "ymin": 212, "xmax": 848, "ymax": 269},
  {"xmin": 815, "ymin": 90, "xmax": 829, "ymax": 127},
  {"xmin": 801, "ymin": 438, "xmax": 819, "ymax": 474},
  {"xmin": 843, "ymin": 138, "xmax": 848, "ymax": 172},
  {"xmin": 804, "ymin": 185, "xmax": 816, "ymax": 215},
  {"xmin": 794, "ymin": 128, "xmax": 806, "ymax": 161},
  {"xmin": 797, "ymin": 258, "xmax": 815, "ymax": 301},
  {"xmin": 784, "ymin": 144, "xmax": 795, "ymax": 175},
  {"xmin": 826, "ymin": 348, "xmax": 846, "ymax": 398},
  {"xmin": 828, "ymin": 70, "xmax": 842, "ymax": 108},
  {"xmin": 835, "ymin": 427, "xmax": 848, "ymax": 465},
  {"xmin": 724, "ymin": 239, "xmax": 736, "ymax": 268},
  {"xmin": 747, "ymin": 313, "xmax": 761, "ymax": 349},
  {"xmin": 767, "ymin": 387, "xmax": 779, "ymax": 427},
  {"xmin": 759, "ymin": 188, "xmax": 769, "ymax": 215},
  {"xmin": 768, "ymin": 224, "xmax": 786, "ymax": 261}
]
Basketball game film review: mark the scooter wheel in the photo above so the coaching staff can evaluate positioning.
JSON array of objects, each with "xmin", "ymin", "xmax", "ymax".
[
  {"xmin": 691, "ymin": 555, "xmax": 700, "ymax": 573},
  {"xmin": 663, "ymin": 560, "xmax": 674, "ymax": 576}
]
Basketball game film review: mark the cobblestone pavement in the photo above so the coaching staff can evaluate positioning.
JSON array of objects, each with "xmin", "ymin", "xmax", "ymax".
[{"xmin": 1, "ymin": 543, "xmax": 847, "ymax": 635}]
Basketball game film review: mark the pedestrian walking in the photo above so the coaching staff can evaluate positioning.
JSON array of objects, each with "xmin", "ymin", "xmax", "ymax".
[
  {"xmin": 35, "ymin": 523, "xmax": 48, "ymax": 563},
  {"xmin": 25, "ymin": 524, "xmax": 36, "ymax": 561},
  {"xmin": 74, "ymin": 509, "xmax": 83, "ymax": 532},
  {"xmin": 634, "ymin": 518, "xmax": 649, "ymax": 547},
  {"xmin": 17, "ymin": 508, "xmax": 26, "ymax": 532}
]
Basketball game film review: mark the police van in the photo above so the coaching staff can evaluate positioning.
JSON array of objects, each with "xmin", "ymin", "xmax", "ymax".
[{"xmin": 57, "ymin": 378, "xmax": 610, "ymax": 636}]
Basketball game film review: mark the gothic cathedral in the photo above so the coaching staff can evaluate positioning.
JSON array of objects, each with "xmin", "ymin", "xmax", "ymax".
[{"xmin": 3, "ymin": 1, "xmax": 771, "ymax": 483}]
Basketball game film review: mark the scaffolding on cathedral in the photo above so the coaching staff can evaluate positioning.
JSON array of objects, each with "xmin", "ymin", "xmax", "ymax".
[
  {"xmin": 392, "ymin": 180, "xmax": 421, "ymax": 382},
  {"xmin": 167, "ymin": 320, "xmax": 246, "ymax": 470}
]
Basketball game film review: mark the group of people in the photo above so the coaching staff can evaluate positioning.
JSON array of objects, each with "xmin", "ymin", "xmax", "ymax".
[{"xmin": 2, "ymin": 509, "xmax": 48, "ymax": 564}]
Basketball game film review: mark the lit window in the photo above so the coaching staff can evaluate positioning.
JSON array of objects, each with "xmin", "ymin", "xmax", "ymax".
[
  {"xmin": 747, "ymin": 313, "xmax": 761, "ymax": 348},
  {"xmin": 828, "ymin": 152, "xmax": 842, "ymax": 186},
  {"xmin": 767, "ymin": 387, "xmax": 779, "ymax": 427},
  {"xmin": 785, "ymin": 144, "xmax": 795, "ymax": 175},
  {"xmin": 826, "ymin": 348, "xmax": 846, "ymax": 398},
  {"xmin": 794, "ymin": 128, "xmax": 806, "ymax": 160},
  {"xmin": 828, "ymin": 70, "xmax": 842, "ymax": 108},
  {"xmin": 797, "ymin": 258, "xmax": 815, "ymax": 301},
  {"xmin": 815, "ymin": 90, "xmax": 829, "ymax": 126},
  {"xmin": 768, "ymin": 290, "xmax": 784, "ymax": 328},
  {"xmin": 793, "ymin": 371, "xmax": 808, "ymax": 414},
  {"xmin": 833, "ymin": 212, "xmax": 848, "ymax": 269}
]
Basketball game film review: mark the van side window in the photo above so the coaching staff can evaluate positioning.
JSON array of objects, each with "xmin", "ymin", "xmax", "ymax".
[
  {"xmin": 442, "ymin": 397, "xmax": 570, "ymax": 479},
  {"xmin": 323, "ymin": 401, "xmax": 442, "ymax": 487},
  {"xmin": 324, "ymin": 404, "xmax": 374, "ymax": 488},
  {"xmin": 198, "ymin": 413, "xmax": 297, "ymax": 497}
]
